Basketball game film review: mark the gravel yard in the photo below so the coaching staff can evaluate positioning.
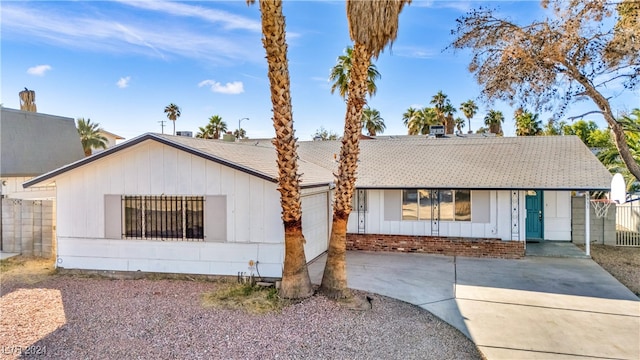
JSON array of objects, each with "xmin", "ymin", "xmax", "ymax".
[
  {"xmin": 1, "ymin": 259, "xmax": 481, "ymax": 360},
  {"xmin": 580, "ymin": 244, "xmax": 640, "ymax": 296}
]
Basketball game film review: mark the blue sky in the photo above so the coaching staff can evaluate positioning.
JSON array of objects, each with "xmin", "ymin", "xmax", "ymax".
[{"xmin": 1, "ymin": 1, "xmax": 637, "ymax": 141}]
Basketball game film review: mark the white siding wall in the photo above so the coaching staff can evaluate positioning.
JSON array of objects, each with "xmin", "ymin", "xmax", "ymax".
[
  {"xmin": 543, "ymin": 191, "xmax": 572, "ymax": 241},
  {"xmin": 1, "ymin": 176, "xmax": 55, "ymax": 199},
  {"xmin": 348, "ymin": 189, "xmax": 527, "ymax": 241},
  {"xmin": 53, "ymin": 140, "xmax": 312, "ymax": 277}
]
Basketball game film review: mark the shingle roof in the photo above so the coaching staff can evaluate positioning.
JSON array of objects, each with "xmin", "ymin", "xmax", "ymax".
[
  {"xmin": 296, "ymin": 135, "xmax": 612, "ymax": 190},
  {"xmin": 23, "ymin": 132, "xmax": 612, "ymax": 191},
  {"xmin": 23, "ymin": 133, "xmax": 333, "ymax": 188},
  {"xmin": 1, "ymin": 108, "xmax": 85, "ymax": 177}
]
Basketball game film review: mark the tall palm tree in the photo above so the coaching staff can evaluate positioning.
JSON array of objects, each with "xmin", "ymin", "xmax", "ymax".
[
  {"xmin": 164, "ymin": 103, "xmax": 181, "ymax": 136},
  {"xmin": 484, "ymin": 109, "xmax": 505, "ymax": 135},
  {"xmin": 76, "ymin": 118, "xmax": 108, "ymax": 156},
  {"xmin": 320, "ymin": 0, "xmax": 411, "ymax": 299},
  {"xmin": 361, "ymin": 106, "xmax": 385, "ymax": 136},
  {"xmin": 514, "ymin": 109, "xmax": 542, "ymax": 136},
  {"xmin": 207, "ymin": 115, "xmax": 227, "ymax": 139},
  {"xmin": 330, "ymin": 46, "xmax": 381, "ymax": 99},
  {"xmin": 249, "ymin": 0, "xmax": 313, "ymax": 299},
  {"xmin": 460, "ymin": 99, "xmax": 478, "ymax": 133}
]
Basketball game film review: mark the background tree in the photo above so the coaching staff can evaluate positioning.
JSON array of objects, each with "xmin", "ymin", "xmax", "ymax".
[
  {"xmin": 233, "ymin": 128, "xmax": 247, "ymax": 140},
  {"xmin": 597, "ymin": 109, "xmax": 640, "ymax": 193},
  {"xmin": 321, "ymin": 0, "xmax": 411, "ymax": 300},
  {"xmin": 454, "ymin": 117, "xmax": 465, "ymax": 133},
  {"xmin": 514, "ymin": 109, "xmax": 542, "ymax": 136},
  {"xmin": 430, "ymin": 91, "xmax": 456, "ymax": 134},
  {"xmin": 312, "ymin": 126, "xmax": 339, "ymax": 140},
  {"xmin": 450, "ymin": 0, "xmax": 640, "ymax": 182},
  {"xmin": 361, "ymin": 106, "xmax": 385, "ymax": 136},
  {"xmin": 484, "ymin": 110, "xmax": 504, "ymax": 135},
  {"xmin": 207, "ymin": 115, "xmax": 227, "ymax": 139},
  {"xmin": 542, "ymin": 118, "xmax": 567, "ymax": 136},
  {"xmin": 196, "ymin": 125, "xmax": 214, "ymax": 139},
  {"xmin": 563, "ymin": 119, "xmax": 600, "ymax": 146},
  {"xmin": 250, "ymin": 0, "xmax": 313, "ymax": 299},
  {"xmin": 403, "ymin": 107, "xmax": 438, "ymax": 135},
  {"xmin": 460, "ymin": 99, "xmax": 478, "ymax": 133},
  {"xmin": 76, "ymin": 118, "xmax": 107, "ymax": 156},
  {"xmin": 330, "ymin": 46, "xmax": 381, "ymax": 99},
  {"xmin": 475, "ymin": 126, "xmax": 489, "ymax": 134},
  {"xmin": 164, "ymin": 103, "xmax": 181, "ymax": 136}
]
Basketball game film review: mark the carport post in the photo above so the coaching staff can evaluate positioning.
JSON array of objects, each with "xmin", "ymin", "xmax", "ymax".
[{"xmin": 585, "ymin": 191, "xmax": 590, "ymax": 257}]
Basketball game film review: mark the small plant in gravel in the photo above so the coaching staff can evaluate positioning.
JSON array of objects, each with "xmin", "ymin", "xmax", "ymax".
[{"xmin": 202, "ymin": 281, "xmax": 286, "ymax": 314}]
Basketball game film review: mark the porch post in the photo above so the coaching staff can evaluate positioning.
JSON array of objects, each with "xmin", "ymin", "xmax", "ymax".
[{"xmin": 585, "ymin": 191, "xmax": 590, "ymax": 257}]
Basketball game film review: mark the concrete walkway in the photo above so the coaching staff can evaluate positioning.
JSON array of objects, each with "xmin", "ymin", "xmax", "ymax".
[{"xmin": 308, "ymin": 252, "xmax": 640, "ymax": 360}]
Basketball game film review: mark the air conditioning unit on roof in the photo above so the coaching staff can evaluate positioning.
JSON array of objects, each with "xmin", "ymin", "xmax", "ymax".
[{"xmin": 429, "ymin": 125, "xmax": 445, "ymax": 137}]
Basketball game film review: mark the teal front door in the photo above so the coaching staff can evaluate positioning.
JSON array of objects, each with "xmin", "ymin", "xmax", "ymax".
[{"xmin": 525, "ymin": 191, "xmax": 543, "ymax": 240}]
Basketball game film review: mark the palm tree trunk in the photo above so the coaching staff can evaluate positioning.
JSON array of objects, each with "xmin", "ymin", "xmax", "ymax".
[
  {"xmin": 258, "ymin": 0, "xmax": 313, "ymax": 299},
  {"xmin": 172, "ymin": 120, "xmax": 176, "ymax": 136},
  {"xmin": 320, "ymin": 43, "xmax": 370, "ymax": 299}
]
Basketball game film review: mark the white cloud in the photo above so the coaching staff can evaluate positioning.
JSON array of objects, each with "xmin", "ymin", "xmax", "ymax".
[
  {"xmin": 393, "ymin": 45, "xmax": 437, "ymax": 59},
  {"xmin": 1, "ymin": 4, "xmax": 263, "ymax": 65},
  {"xmin": 198, "ymin": 80, "xmax": 244, "ymax": 95},
  {"xmin": 117, "ymin": 76, "xmax": 131, "ymax": 88},
  {"xmin": 27, "ymin": 64, "xmax": 52, "ymax": 76}
]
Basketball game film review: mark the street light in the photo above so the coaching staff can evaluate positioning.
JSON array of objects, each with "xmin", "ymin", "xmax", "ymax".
[{"xmin": 237, "ymin": 117, "xmax": 249, "ymax": 140}]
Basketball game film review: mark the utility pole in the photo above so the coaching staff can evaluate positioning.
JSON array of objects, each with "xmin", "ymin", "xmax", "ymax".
[{"xmin": 158, "ymin": 120, "xmax": 166, "ymax": 134}]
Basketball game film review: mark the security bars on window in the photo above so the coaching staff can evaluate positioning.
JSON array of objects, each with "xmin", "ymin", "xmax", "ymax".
[{"xmin": 123, "ymin": 196, "xmax": 204, "ymax": 241}]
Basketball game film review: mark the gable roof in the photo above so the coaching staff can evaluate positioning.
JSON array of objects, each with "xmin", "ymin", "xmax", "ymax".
[
  {"xmin": 1, "ymin": 108, "xmax": 85, "ymax": 177},
  {"xmin": 23, "ymin": 133, "xmax": 333, "ymax": 189},
  {"xmin": 295, "ymin": 135, "xmax": 612, "ymax": 190},
  {"xmin": 23, "ymin": 132, "xmax": 612, "ymax": 191}
]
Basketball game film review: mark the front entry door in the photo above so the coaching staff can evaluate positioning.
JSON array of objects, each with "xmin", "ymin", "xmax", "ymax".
[{"xmin": 525, "ymin": 191, "xmax": 543, "ymax": 241}]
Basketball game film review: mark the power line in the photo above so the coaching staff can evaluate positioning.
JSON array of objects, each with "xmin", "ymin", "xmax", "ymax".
[{"xmin": 158, "ymin": 120, "xmax": 166, "ymax": 134}]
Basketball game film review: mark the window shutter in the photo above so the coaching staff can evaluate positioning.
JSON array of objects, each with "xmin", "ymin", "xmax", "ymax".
[
  {"xmin": 384, "ymin": 190, "xmax": 401, "ymax": 221},
  {"xmin": 205, "ymin": 195, "xmax": 227, "ymax": 242},
  {"xmin": 104, "ymin": 195, "xmax": 122, "ymax": 239}
]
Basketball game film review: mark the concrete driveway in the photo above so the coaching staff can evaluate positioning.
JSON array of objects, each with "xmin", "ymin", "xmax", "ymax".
[{"xmin": 308, "ymin": 252, "xmax": 640, "ymax": 360}]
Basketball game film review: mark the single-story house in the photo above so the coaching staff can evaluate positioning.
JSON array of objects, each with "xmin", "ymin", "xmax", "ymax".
[
  {"xmin": 23, "ymin": 133, "xmax": 611, "ymax": 276},
  {"xmin": 24, "ymin": 134, "xmax": 333, "ymax": 277}
]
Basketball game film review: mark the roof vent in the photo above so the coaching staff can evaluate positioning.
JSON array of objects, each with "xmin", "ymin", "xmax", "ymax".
[{"xmin": 429, "ymin": 125, "xmax": 445, "ymax": 138}]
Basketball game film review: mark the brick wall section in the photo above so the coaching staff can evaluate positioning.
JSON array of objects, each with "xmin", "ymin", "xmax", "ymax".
[{"xmin": 346, "ymin": 233, "xmax": 525, "ymax": 259}]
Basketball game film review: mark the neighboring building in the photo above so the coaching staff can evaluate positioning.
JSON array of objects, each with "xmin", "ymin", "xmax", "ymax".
[
  {"xmin": 0, "ymin": 107, "xmax": 85, "ymax": 199},
  {"xmin": 24, "ymin": 133, "xmax": 611, "ymax": 276},
  {"xmin": 95, "ymin": 130, "xmax": 125, "ymax": 152}
]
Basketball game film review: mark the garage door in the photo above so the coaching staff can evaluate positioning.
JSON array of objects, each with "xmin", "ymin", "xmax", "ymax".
[{"xmin": 301, "ymin": 192, "xmax": 329, "ymax": 262}]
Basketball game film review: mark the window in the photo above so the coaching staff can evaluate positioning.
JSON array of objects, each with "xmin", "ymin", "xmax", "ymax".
[
  {"xmin": 401, "ymin": 189, "xmax": 471, "ymax": 222},
  {"xmin": 123, "ymin": 196, "xmax": 204, "ymax": 241}
]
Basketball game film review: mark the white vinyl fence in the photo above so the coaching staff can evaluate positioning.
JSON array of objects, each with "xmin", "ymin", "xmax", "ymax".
[{"xmin": 616, "ymin": 202, "xmax": 640, "ymax": 246}]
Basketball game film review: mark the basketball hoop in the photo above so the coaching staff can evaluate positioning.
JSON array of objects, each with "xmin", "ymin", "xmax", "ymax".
[{"xmin": 590, "ymin": 198, "xmax": 615, "ymax": 218}]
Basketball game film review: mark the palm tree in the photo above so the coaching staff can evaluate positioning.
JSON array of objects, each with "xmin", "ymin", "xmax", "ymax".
[
  {"xmin": 455, "ymin": 117, "xmax": 465, "ymax": 133},
  {"xmin": 460, "ymin": 99, "xmax": 478, "ymax": 133},
  {"xmin": 196, "ymin": 125, "xmax": 214, "ymax": 139},
  {"xmin": 250, "ymin": 0, "xmax": 313, "ymax": 299},
  {"xmin": 76, "ymin": 118, "xmax": 108, "ymax": 156},
  {"xmin": 233, "ymin": 128, "xmax": 247, "ymax": 139},
  {"xmin": 514, "ymin": 109, "xmax": 542, "ymax": 136},
  {"xmin": 430, "ymin": 91, "xmax": 456, "ymax": 134},
  {"xmin": 403, "ymin": 107, "xmax": 438, "ymax": 135},
  {"xmin": 484, "ymin": 110, "xmax": 505, "ymax": 135},
  {"xmin": 330, "ymin": 46, "xmax": 381, "ymax": 99},
  {"xmin": 320, "ymin": 0, "xmax": 411, "ymax": 299},
  {"xmin": 207, "ymin": 115, "xmax": 227, "ymax": 139},
  {"xmin": 164, "ymin": 103, "xmax": 181, "ymax": 136},
  {"xmin": 361, "ymin": 106, "xmax": 385, "ymax": 136}
]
